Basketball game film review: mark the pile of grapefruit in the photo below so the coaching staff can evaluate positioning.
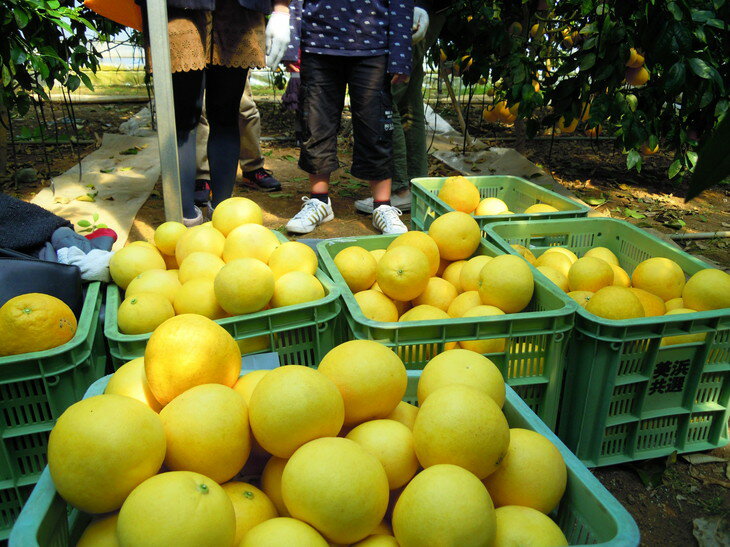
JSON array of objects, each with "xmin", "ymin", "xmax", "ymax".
[
  {"xmin": 49, "ymin": 316, "xmax": 569, "ymax": 546},
  {"xmin": 110, "ymin": 197, "xmax": 324, "ymax": 335},
  {"xmin": 514, "ymin": 243, "xmax": 730, "ymax": 344}
]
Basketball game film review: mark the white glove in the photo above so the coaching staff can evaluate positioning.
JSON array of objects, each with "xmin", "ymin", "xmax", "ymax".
[
  {"xmin": 57, "ymin": 247, "xmax": 113, "ymax": 282},
  {"xmin": 412, "ymin": 7, "xmax": 429, "ymax": 44},
  {"xmin": 266, "ymin": 11, "xmax": 291, "ymax": 69}
]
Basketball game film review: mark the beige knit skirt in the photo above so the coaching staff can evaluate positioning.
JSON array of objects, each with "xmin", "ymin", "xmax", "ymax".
[{"xmin": 167, "ymin": 0, "xmax": 265, "ymax": 73}]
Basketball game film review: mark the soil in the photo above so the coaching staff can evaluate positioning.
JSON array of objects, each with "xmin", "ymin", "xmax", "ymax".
[{"xmin": 3, "ymin": 97, "xmax": 729, "ymax": 546}]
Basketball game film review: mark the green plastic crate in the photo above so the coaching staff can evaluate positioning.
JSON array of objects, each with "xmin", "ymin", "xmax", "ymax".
[
  {"xmin": 104, "ymin": 232, "xmax": 342, "ymax": 370},
  {"xmin": 0, "ymin": 283, "xmax": 106, "ymax": 541},
  {"xmin": 486, "ymin": 217, "xmax": 730, "ymax": 467},
  {"xmin": 10, "ymin": 369, "xmax": 640, "ymax": 546},
  {"xmin": 318, "ymin": 234, "xmax": 576, "ymax": 429},
  {"xmin": 410, "ymin": 175, "xmax": 589, "ymax": 236}
]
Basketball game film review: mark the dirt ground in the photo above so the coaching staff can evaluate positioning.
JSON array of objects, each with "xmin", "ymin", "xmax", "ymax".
[{"xmin": 3, "ymin": 98, "xmax": 729, "ymax": 545}]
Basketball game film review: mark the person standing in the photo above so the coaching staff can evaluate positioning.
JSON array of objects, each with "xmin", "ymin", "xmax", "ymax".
[
  {"xmin": 193, "ymin": 73, "xmax": 282, "ymax": 210},
  {"xmin": 355, "ymin": 0, "xmax": 450, "ymax": 214},
  {"xmin": 284, "ymin": 0, "xmax": 414, "ymax": 235},
  {"xmin": 163, "ymin": 0, "xmax": 290, "ymax": 226}
]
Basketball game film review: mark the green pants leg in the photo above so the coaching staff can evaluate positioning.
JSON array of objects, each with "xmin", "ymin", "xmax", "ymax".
[{"xmin": 391, "ymin": 14, "xmax": 447, "ymax": 194}]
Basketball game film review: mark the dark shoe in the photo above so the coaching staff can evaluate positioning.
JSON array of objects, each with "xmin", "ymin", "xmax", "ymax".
[
  {"xmin": 295, "ymin": 131, "xmax": 304, "ymax": 149},
  {"xmin": 242, "ymin": 168, "xmax": 282, "ymax": 192},
  {"xmin": 194, "ymin": 179, "xmax": 211, "ymax": 206}
]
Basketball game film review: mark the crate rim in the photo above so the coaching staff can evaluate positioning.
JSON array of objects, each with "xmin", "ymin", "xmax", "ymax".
[
  {"xmin": 104, "ymin": 267, "xmax": 341, "ymax": 345},
  {"xmin": 411, "ymin": 174, "xmax": 591, "ymax": 220},
  {"xmin": 0, "ymin": 282, "xmax": 102, "ymax": 368},
  {"xmin": 9, "ymin": 370, "xmax": 641, "ymax": 547},
  {"xmin": 485, "ymin": 217, "xmax": 729, "ymax": 332},
  {"xmin": 317, "ymin": 234, "xmax": 578, "ymax": 335}
]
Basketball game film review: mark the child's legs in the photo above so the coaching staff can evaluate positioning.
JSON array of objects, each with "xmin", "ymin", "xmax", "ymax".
[
  {"xmin": 298, "ymin": 52, "xmax": 348, "ymax": 194},
  {"xmin": 205, "ymin": 65, "xmax": 249, "ymax": 207},
  {"xmin": 347, "ymin": 55, "xmax": 393, "ymax": 200},
  {"xmin": 172, "ymin": 70, "xmax": 205, "ymax": 218}
]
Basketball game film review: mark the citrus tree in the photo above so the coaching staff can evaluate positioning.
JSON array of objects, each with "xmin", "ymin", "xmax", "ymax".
[
  {"xmin": 437, "ymin": 0, "xmax": 729, "ymax": 186},
  {"xmin": 1, "ymin": 1, "xmax": 124, "ymax": 118}
]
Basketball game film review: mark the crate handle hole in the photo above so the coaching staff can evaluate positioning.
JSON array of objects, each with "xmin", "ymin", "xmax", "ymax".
[
  {"xmin": 610, "ymin": 342, "xmax": 622, "ymax": 351},
  {"xmin": 47, "ymin": 375, "xmax": 61, "ymax": 387}
]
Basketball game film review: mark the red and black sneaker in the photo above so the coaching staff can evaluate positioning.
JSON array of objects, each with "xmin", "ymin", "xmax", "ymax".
[
  {"xmin": 194, "ymin": 179, "xmax": 212, "ymax": 206},
  {"xmin": 242, "ymin": 168, "xmax": 282, "ymax": 192}
]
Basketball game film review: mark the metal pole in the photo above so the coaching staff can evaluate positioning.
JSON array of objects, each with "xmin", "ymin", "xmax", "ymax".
[{"xmin": 146, "ymin": 0, "xmax": 183, "ymax": 222}]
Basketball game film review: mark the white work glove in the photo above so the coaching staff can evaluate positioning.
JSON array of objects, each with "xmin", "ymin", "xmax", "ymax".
[
  {"xmin": 57, "ymin": 247, "xmax": 113, "ymax": 282},
  {"xmin": 266, "ymin": 11, "xmax": 291, "ymax": 69},
  {"xmin": 412, "ymin": 7, "xmax": 429, "ymax": 44}
]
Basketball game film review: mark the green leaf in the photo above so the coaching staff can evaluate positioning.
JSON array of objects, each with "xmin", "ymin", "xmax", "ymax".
[
  {"xmin": 93, "ymin": 213, "xmax": 99, "ymax": 222},
  {"xmin": 664, "ymin": 62, "xmax": 686, "ymax": 94},
  {"xmin": 667, "ymin": 2, "xmax": 684, "ymax": 20},
  {"xmin": 584, "ymin": 196, "xmax": 607, "ymax": 206},
  {"xmin": 14, "ymin": 9, "xmax": 30, "ymax": 29},
  {"xmin": 687, "ymin": 150, "xmax": 699, "ymax": 168},
  {"xmin": 97, "ymin": 223, "xmax": 108, "ymax": 229},
  {"xmin": 580, "ymin": 53, "xmax": 596, "ymax": 71},
  {"xmin": 624, "ymin": 208, "xmax": 646, "ymax": 219},
  {"xmin": 120, "ymin": 148, "xmax": 139, "ymax": 156},
  {"xmin": 627, "ymin": 149, "xmax": 642, "ymax": 172},
  {"xmin": 688, "ymin": 58, "xmax": 713, "ymax": 79},
  {"xmin": 100, "ymin": 168, "xmax": 114, "ymax": 173},
  {"xmin": 77, "ymin": 219, "xmax": 91, "ymax": 227},
  {"xmin": 664, "ymin": 219, "xmax": 686, "ymax": 229},
  {"xmin": 669, "ymin": 159, "xmax": 683, "ymax": 179}
]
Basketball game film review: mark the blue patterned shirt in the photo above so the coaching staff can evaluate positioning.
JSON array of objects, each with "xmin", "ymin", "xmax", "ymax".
[{"xmin": 284, "ymin": 0, "xmax": 413, "ymax": 74}]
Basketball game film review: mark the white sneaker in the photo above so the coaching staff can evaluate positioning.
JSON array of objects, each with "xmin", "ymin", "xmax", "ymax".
[
  {"xmin": 286, "ymin": 196, "xmax": 334, "ymax": 234},
  {"xmin": 355, "ymin": 190, "xmax": 412, "ymax": 213},
  {"xmin": 373, "ymin": 204, "xmax": 408, "ymax": 234},
  {"xmin": 182, "ymin": 206, "xmax": 204, "ymax": 227}
]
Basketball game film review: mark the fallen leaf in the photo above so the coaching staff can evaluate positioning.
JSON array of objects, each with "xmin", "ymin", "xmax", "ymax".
[
  {"xmin": 53, "ymin": 196, "xmax": 71, "ymax": 204},
  {"xmin": 100, "ymin": 168, "xmax": 114, "ymax": 174},
  {"xmin": 624, "ymin": 208, "xmax": 647, "ymax": 219},
  {"xmin": 76, "ymin": 195, "xmax": 95, "ymax": 202},
  {"xmin": 682, "ymin": 454, "xmax": 728, "ymax": 465},
  {"xmin": 585, "ymin": 196, "xmax": 607, "ymax": 206},
  {"xmin": 664, "ymin": 219, "xmax": 686, "ymax": 229},
  {"xmin": 120, "ymin": 167, "xmax": 132, "ymax": 171},
  {"xmin": 120, "ymin": 148, "xmax": 138, "ymax": 155}
]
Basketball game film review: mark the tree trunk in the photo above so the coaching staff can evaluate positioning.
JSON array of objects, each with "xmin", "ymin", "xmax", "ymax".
[
  {"xmin": 0, "ymin": 106, "xmax": 8, "ymax": 176},
  {"xmin": 514, "ymin": 119, "xmax": 527, "ymax": 153}
]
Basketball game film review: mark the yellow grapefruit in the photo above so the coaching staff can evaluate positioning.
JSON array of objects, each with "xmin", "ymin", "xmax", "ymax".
[
  {"xmin": 494, "ymin": 506, "xmax": 568, "ymax": 546},
  {"xmin": 110, "ymin": 245, "xmax": 167, "ymax": 289},
  {"xmin": 212, "ymin": 197, "xmax": 263, "ymax": 236},
  {"xmin": 377, "ymin": 246, "xmax": 430, "ymax": 302},
  {"xmin": 354, "ymin": 290, "xmax": 399, "ymax": 322},
  {"xmin": 661, "ymin": 308, "xmax": 705, "ymax": 346},
  {"xmin": 125, "ymin": 269, "xmax": 181, "ymax": 303},
  {"xmin": 585, "ymin": 286, "xmax": 644, "ymax": 320},
  {"xmin": 178, "ymin": 251, "xmax": 225, "ymax": 283},
  {"xmin": 261, "ymin": 457, "xmax": 290, "ymax": 517},
  {"xmin": 543, "ymin": 246, "xmax": 578, "ymax": 264},
  {"xmin": 460, "ymin": 255, "xmax": 492, "ymax": 292},
  {"xmin": 385, "ymin": 401, "xmax": 419, "ymax": 430},
  {"xmin": 437, "ymin": 176, "xmax": 480, "ymax": 213},
  {"xmin": 240, "ymin": 517, "xmax": 328, "ymax": 546},
  {"xmin": 629, "ymin": 288, "xmax": 666, "ymax": 317},
  {"xmin": 682, "ymin": 269, "xmax": 730, "ymax": 311},
  {"xmin": 482, "ymin": 428, "xmax": 567, "ymax": 513},
  {"xmin": 512, "ymin": 244, "xmax": 537, "ymax": 265},
  {"xmin": 160, "ymin": 384, "xmax": 250, "ymax": 483},
  {"xmin": 222, "ymin": 482, "xmax": 278, "ymax": 545},
  {"xmin": 524, "ymin": 203, "xmax": 558, "ymax": 214},
  {"xmin": 268, "ymin": 241, "xmax": 318, "ymax": 278},
  {"xmin": 318, "ymin": 340, "xmax": 407, "ymax": 426},
  {"xmin": 441, "ymin": 260, "xmax": 467, "ymax": 292},
  {"xmin": 428, "ymin": 211, "xmax": 481, "ymax": 260},
  {"xmin": 535, "ymin": 251, "xmax": 571, "ymax": 277},
  {"xmin": 117, "ymin": 471, "xmax": 235, "ymax": 546},
  {"xmin": 0, "ymin": 293, "xmax": 77, "ymax": 356},
  {"xmin": 105, "ymin": 357, "xmax": 162, "ymax": 412},
  {"xmin": 568, "ymin": 256, "xmax": 614, "ymax": 292},
  {"xmin": 475, "ymin": 197, "xmax": 509, "ymax": 216},
  {"xmin": 214, "ymin": 258, "xmax": 274, "ymax": 315},
  {"xmin": 447, "ymin": 290, "xmax": 482, "ymax": 317},
  {"xmin": 537, "ymin": 265, "xmax": 569, "ymax": 292},
  {"xmin": 282, "ymin": 437, "xmax": 389, "ymax": 544},
  {"xmin": 418, "ymin": 349, "xmax": 505, "ymax": 407},
  {"xmin": 48, "ymin": 394, "xmax": 166, "ymax": 513},
  {"xmin": 249, "ymin": 365, "xmax": 344, "ymax": 457},
  {"xmin": 478, "ymin": 255, "xmax": 534, "ymax": 313},
  {"xmin": 631, "ymin": 257, "xmax": 686, "ymax": 301},
  {"xmin": 567, "ymin": 290, "xmax": 593, "ymax": 307},
  {"xmin": 584, "ymin": 246, "xmax": 619, "ymax": 266},
  {"xmin": 392, "ymin": 464, "xmax": 496, "ymax": 547},
  {"xmin": 412, "ymin": 277, "xmax": 458, "ymax": 312},
  {"xmin": 173, "ymin": 278, "xmax": 227, "ymax": 319},
  {"xmin": 175, "ymin": 225, "xmax": 225, "ymax": 264},
  {"xmin": 413, "ymin": 384, "xmax": 510, "ymax": 479},
  {"xmin": 153, "ymin": 221, "xmax": 187, "ymax": 256},
  {"xmin": 271, "ymin": 272, "xmax": 324, "ymax": 308},
  {"xmin": 335, "ymin": 246, "xmax": 378, "ymax": 293},
  {"xmin": 76, "ymin": 514, "xmax": 119, "ymax": 547},
  {"xmin": 223, "ymin": 224, "xmax": 280, "ymax": 264},
  {"xmin": 388, "ymin": 231, "xmax": 441, "ymax": 276},
  {"xmin": 233, "ymin": 370, "xmax": 269, "ymax": 405},
  {"xmin": 346, "ymin": 419, "xmax": 419, "ymax": 489},
  {"xmin": 117, "ymin": 293, "xmax": 175, "ymax": 335},
  {"xmin": 144, "ymin": 314, "xmax": 241, "ymax": 405}
]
